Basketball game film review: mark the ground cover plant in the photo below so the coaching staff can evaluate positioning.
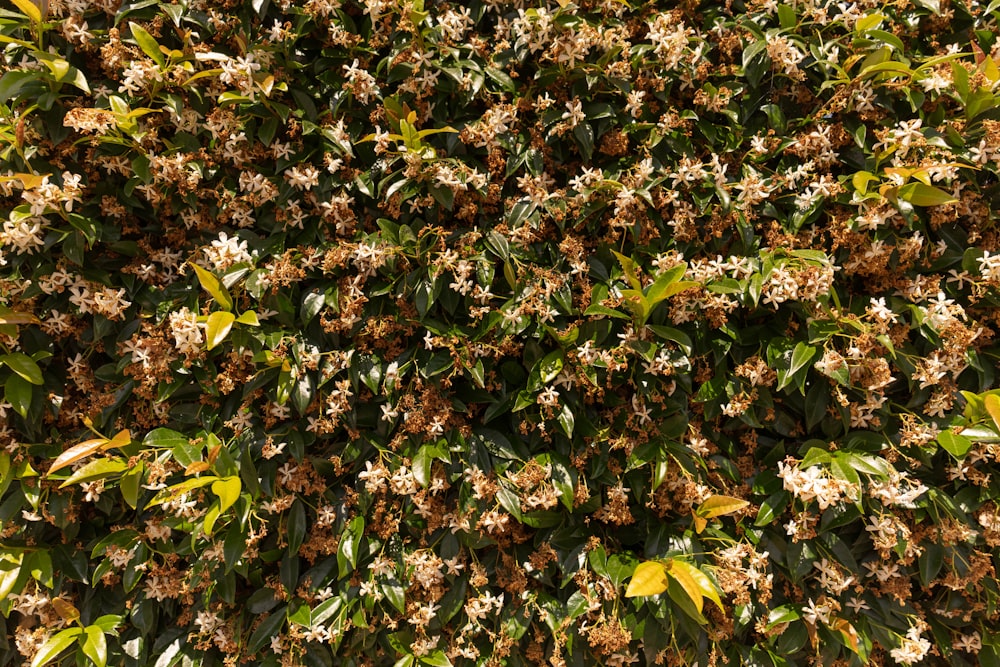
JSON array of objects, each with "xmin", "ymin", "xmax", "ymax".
[{"xmin": 1, "ymin": 0, "xmax": 1000, "ymax": 664}]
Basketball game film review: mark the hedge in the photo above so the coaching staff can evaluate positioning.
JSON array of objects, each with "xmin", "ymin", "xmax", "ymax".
[{"xmin": 1, "ymin": 0, "xmax": 1000, "ymax": 665}]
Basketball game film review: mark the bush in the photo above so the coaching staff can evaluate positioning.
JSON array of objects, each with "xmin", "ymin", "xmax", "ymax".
[{"xmin": 1, "ymin": 0, "xmax": 1000, "ymax": 665}]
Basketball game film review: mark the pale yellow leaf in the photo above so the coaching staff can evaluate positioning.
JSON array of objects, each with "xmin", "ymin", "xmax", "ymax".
[
  {"xmin": 985, "ymin": 394, "xmax": 1000, "ymax": 432},
  {"xmin": 696, "ymin": 495, "xmax": 750, "ymax": 519},
  {"xmin": 625, "ymin": 561, "xmax": 669, "ymax": 598},
  {"xmin": 205, "ymin": 311, "xmax": 236, "ymax": 350}
]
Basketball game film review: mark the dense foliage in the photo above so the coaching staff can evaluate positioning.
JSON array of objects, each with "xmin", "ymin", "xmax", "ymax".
[{"xmin": 2, "ymin": 0, "xmax": 1000, "ymax": 665}]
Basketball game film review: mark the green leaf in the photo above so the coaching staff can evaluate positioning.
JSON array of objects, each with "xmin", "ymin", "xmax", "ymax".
[
  {"xmin": 755, "ymin": 492, "xmax": 789, "ymax": 527},
  {"xmin": 412, "ymin": 445, "xmax": 433, "ymax": 487},
  {"xmin": 937, "ymin": 430, "xmax": 972, "ymax": 458},
  {"xmin": 646, "ymin": 263, "xmax": 691, "ymax": 303},
  {"xmin": 538, "ymin": 351, "xmax": 564, "ymax": 384},
  {"xmin": 338, "ymin": 516, "xmax": 364, "ymax": 576},
  {"xmin": 2, "ymin": 353, "xmax": 43, "ymax": 384},
  {"xmin": 142, "ymin": 427, "xmax": 189, "ymax": 450},
  {"xmin": 829, "ymin": 455, "xmax": 862, "ymax": 497},
  {"xmin": 247, "ymin": 610, "xmax": 286, "ymax": 653},
  {"xmin": 0, "ymin": 452, "xmax": 10, "ymax": 499},
  {"xmin": 777, "ymin": 343, "xmax": 817, "ymax": 393},
  {"xmin": 583, "ymin": 304, "xmax": 631, "ymax": 320},
  {"xmin": 800, "ymin": 446, "xmax": 832, "ymax": 468},
  {"xmin": 205, "ymin": 311, "xmax": 236, "ymax": 350},
  {"xmin": 625, "ymin": 561, "xmax": 669, "ymax": 597},
  {"xmin": 766, "ymin": 604, "xmax": 801, "ymax": 628},
  {"xmin": 287, "ymin": 498, "xmax": 306, "ymax": 554},
  {"xmin": 5, "ymin": 373, "xmax": 32, "ymax": 418},
  {"xmin": 223, "ymin": 522, "xmax": 246, "ymax": 573},
  {"xmin": 777, "ymin": 3, "xmax": 796, "ymax": 28},
  {"xmin": 419, "ymin": 651, "xmax": 453, "ymax": 667},
  {"xmin": 851, "ymin": 171, "xmax": 880, "ymax": 194},
  {"xmin": 381, "ymin": 577, "xmax": 406, "ymax": 613},
  {"xmin": 557, "ymin": 403, "xmax": 575, "ymax": 438},
  {"xmin": 918, "ymin": 544, "xmax": 944, "ymax": 586},
  {"xmin": 496, "ymin": 485, "xmax": 522, "ymax": 521},
  {"xmin": 82, "ymin": 626, "xmax": 108, "ymax": 667},
  {"xmin": 573, "ymin": 122, "xmax": 594, "ymax": 162},
  {"xmin": 30, "ymin": 627, "xmax": 83, "ymax": 667},
  {"xmin": 27, "ymin": 549, "xmax": 53, "ymax": 588},
  {"xmin": 189, "ymin": 263, "xmax": 234, "ymax": 312}
]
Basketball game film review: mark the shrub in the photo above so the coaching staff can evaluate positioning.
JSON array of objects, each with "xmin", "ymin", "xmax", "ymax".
[{"xmin": 1, "ymin": 0, "xmax": 999, "ymax": 665}]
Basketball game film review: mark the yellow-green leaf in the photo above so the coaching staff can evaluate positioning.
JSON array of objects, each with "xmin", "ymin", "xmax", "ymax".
[
  {"xmin": 30, "ymin": 627, "xmax": 83, "ymax": 667},
  {"xmin": 2, "ymin": 352, "xmax": 43, "ymax": 384},
  {"xmin": 150, "ymin": 476, "xmax": 217, "ymax": 506},
  {"xmin": 985, "ymin": 394, "xmax": 1000, "ymax": 432},
  {"xmin": 189, "ymin": 262, "xmax": 234, "ymax": 311},
  {"xmin": 203, "ymin": 501, "xmax": 221, "ymax": 536},
  {"xmin": 669, "ymin": 560, "xmax": 724, "ymax": 611},
  {"xmin": 612, "ymin": 250, "xmax": 642, "ymax": 290},
  {"xmin": 897, "ymin": 182, "xmax": 957, "ymax": 207},
  {"xmin": 58, "ymin": 457, "xmax": 127, "ymax": 489},
  {"xmin": 0, "ymin": 556, "xmax": 23, "ymax": 600},
  {"xmin": 11, "ymin": 0, "xmax": 42, "ymax": 24},
  {"xmin": 120, "ymin": 464, "xmax": 143, "ymax": 510},
  {"xmin": 205, "ymin": 311, "xmax": 236, "ymax": 350},
  {"xmin": 854, "ymin": 12, "xmax": 884, "ymax": 32},
  {"xmin": 851, "ymin": 171, "xmax": 879, "ymax": 194},
  {"xmin": 82, "ymin": 626, "xmax": 107, "ymax": 667},
  {"xmin": 128, "ymin": 22, "xmax": 164, "ymax": 68},
  {"xmin": 696, "ymin": 495, "xmax": 750, "ymax": 519},
  {"xmin": 211, "ymin": 476, "xmax": 241, "ymax": 514},
  {"xmin": 624, "ymin": 561, "xmax": 669, "ymax": 597},
  {"xmin": 234, "ymin": 310, "xmax": 260, "ymax": 326},
  {"xmin": 664, "ymin": 560, "xmax": 703, "ymax": 613}
]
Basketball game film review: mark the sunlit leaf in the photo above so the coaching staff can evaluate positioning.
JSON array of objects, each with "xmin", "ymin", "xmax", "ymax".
[
  {"xmin": 625, "ymin": 561, "xmax": 668, "ymax": 597},
  {"xmin": 189, "ymin": 262, "xmax": 234, "ymax": 312},
  {"xmin": 211, "ymin": 476, "xmax": 241, "ymax": 514},
  {"xmin": 48, "ymin": 438, "xmax": 108, "ymax": 475},
  {"xmin": 669, "ymin": 560, "xmax": 723, "ymax": 611},
  {"xmin": 30, "ymin": 628, "xmax": 82, "ymax": 667},
  {"xmin": 58, "ymin": 458, "xmax": 128, "ymax": 488},
  {"xmin": 984, "ymin": 394, "xmax": 1000, "ymax": 432},
  {"xmin": 205, "ymin": 311, "xmax": 236, "ymax": 350},
  {"xmin": 696, "ymin": 495, "xmax": 750, "ymax": 519}
]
